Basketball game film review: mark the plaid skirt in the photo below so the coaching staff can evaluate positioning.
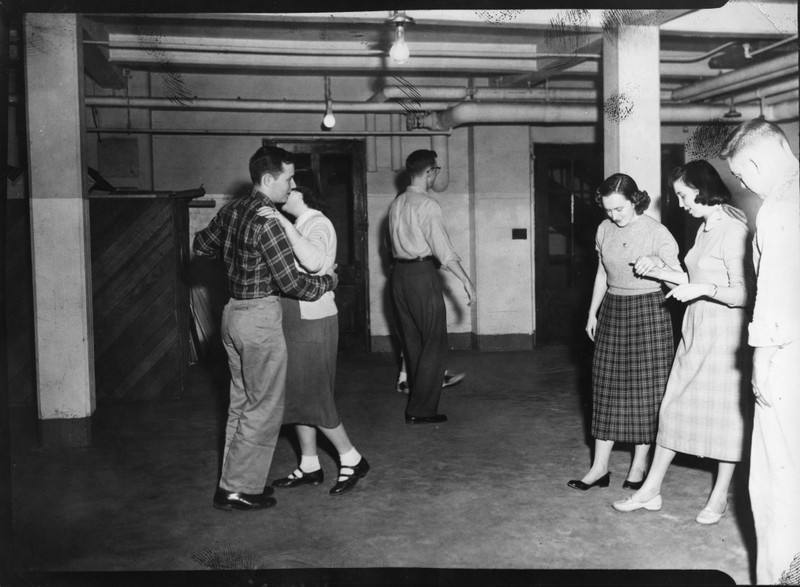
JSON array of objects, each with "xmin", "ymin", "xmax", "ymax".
[{"xmin": 591, "ymin": 291, "xmax": 673, "ymax": 444}]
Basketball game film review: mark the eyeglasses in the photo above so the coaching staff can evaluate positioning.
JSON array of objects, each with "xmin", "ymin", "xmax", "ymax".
[{"xmin": 428, "ymin": 166, "xmax": 442, "ymax": 174}]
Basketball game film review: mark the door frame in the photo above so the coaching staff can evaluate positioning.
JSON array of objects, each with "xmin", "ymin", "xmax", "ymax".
[{"xmin": 262, "ymin": 137, "xmax": 370, "ymax": 352}]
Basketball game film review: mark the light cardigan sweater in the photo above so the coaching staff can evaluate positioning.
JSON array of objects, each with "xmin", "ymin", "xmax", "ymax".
[{"xmin": 292, "ymin": 209, "xmax": 338, "ymax": 319}]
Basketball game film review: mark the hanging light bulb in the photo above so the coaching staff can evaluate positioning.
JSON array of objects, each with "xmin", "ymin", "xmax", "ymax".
[
  {"xmin": 387, "ymin": 11, "xmax": 414, "ymax": 65},
  {"xmin": 322, "ymin": 102, "xmax": 336, "ymax": 129},
  {"xmin": 321, "ymin": 76, "xmax": 336, "ymax": 130},
  {"xmin": 390, "ymin": 24, "xmax": 410, "ymax": 64}
]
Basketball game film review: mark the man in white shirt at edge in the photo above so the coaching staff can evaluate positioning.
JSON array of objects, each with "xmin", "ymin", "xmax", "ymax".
[{"xmin": 721, "ymin": 118, "xmax": 800, "ymax": 584}]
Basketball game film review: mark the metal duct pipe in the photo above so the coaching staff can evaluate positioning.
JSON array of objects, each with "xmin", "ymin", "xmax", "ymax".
[
  {"xmin": 769, "ymin": 98, "xmax": 799, "ymax": 121},
  {"xmin": 371, "ymin": 85, "xmax": 674, "ymax": 103},
  {"xmin": 430, "ymin": 135, "xmax": 449, "ymax": 193},
  {"xmin": 84, "ymin": 96, "xmax": 454, "ymax": 113},
  {"xmin": 433, "ymin": 101, "xmax": 767, "ymax": 130},
  {"xmin": 108, "ymin": 48, "xmax": 563, "ymax": 74},
  {"xmin": 730, "ymin": 78, "xmax": 799, "ymax": 105},
  {"xmin": 671, "ymin": 52, "xmax": 799, "ymax": 102}
]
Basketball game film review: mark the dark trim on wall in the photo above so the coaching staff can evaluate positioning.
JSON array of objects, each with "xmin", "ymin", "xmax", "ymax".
[
  {"xmin": 475, "ymin": 333, "xmax": 533, "ymax": 351},
  {"xmin": 370, "ymin": 332, "xmax": 533, "ymax": 353},
  {"xmin": 38, "ymin": 417, "xmax": 92, "ymax": 450}
]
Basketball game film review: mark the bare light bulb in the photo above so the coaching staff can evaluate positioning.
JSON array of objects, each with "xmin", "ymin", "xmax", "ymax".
[
  {"xmin": 390, "ymin": 25, "xmax": 410, "ymax": 64},
  {"xmin": 322, "ymin": 111, "xmax": 336, "ymax": 129}
]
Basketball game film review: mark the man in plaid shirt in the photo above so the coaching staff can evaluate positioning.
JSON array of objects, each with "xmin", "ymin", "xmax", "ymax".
[{"xmin": 194, "ymin": 145, "xmax": 337, "ymax": 512}]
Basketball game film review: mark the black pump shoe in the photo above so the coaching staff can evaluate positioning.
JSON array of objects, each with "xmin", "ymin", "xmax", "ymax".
[
  {"xmin": 272, "ymin": 468, "xmax": 324, "ymax": 488},
  {"xmin": 405, "ymin": 414, "xmax": 448, "ymax": 424},
  {"xmin": 622, "ymin": 478, "xmax": 645, "ymax": 490},
  {"xmin": 567, "ymin": 472, "xmax": 611, "ymax": 491},
  {"xmin": 329, "ymin": 458, "xmax": 370, "ymax": 496},
  {"xmin": 213, "ymin": 488, "xmax": 276, "ymax": 511}
]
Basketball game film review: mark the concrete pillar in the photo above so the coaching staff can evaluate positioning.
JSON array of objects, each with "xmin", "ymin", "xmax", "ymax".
[
  {"xmin": 603, "ymin": 24, "xmax": 662, "ymax": 219},
  {"xmin": 24, "ymin": 13, "xmax": 95, "ymax": 446}
]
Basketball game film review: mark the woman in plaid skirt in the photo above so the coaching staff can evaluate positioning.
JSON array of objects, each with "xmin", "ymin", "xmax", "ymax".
[
  {"xmin": 613, "ymin": 161, "xmax": 751, "ymax": 522},
  {"xmin": 568, "ymin": 174, "xmax": 680, "ymax": 492}
]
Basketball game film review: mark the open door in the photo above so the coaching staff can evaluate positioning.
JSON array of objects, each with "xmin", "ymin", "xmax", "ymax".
[{"xmin": 264, "ymin": 139, "xmax": 369, "ymax": 352}]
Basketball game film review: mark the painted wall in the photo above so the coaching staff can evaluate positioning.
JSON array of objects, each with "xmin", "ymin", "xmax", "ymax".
[{"xmin": 67, "ymin": 69, "xmax": 800, "ymax": 353}]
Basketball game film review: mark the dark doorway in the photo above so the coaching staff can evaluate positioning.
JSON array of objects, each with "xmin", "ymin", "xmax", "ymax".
[
  {"xmin": 264, "ymin": 139, "xmax": 369, "ymax": 352},
  {"xmin": 660, "ymin": 143, "xmax": 693, "ymax": 340},
  {"xmin": 533, "ymin": 144, "xmax": 605, "ymax": 344},
  {"xmin": 660, "ymin": 143, "xmax": 696, "ymax": 259}
]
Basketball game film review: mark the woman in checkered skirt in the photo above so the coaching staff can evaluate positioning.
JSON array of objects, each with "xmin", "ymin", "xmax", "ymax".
[
  {"xmin": 568, "ymin": 173, "xmax": 680, "ymax": 492},
  {"xmin": 613, "ymin": 161, "xmax": 751, "ymax": 522}
]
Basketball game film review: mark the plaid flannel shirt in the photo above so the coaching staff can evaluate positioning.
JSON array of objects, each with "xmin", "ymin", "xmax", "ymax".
[{"xmin": 193, "ymin": 188, "xmax": 333, "ymax": 301}]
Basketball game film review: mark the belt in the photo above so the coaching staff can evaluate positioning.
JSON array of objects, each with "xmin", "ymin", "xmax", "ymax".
[
  {"xmin": 396, "ymin": 256, "xmax": 436, "ymax": 264},
  {"xmin": 231, "ymin": 293, "xmax": 279, "ymax": 300}
]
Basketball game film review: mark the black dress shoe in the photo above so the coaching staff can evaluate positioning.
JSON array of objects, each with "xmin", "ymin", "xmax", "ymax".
[
  {"xmin": 405, "ymin": 414, "xmax": 448, "ymax": 424},
  {"xmin": 567, "ymin": 472, "xmax": 611, "ymax": 491},
  {"xmin": 622, "ymin": 478, "xmax": 645, "ymax": 490},
  {"xmin": 272, "ymin": 468, "xmax": 324, "ymax": 488},
  {"xmin": 213, "ymin": 488, "xmax": 276, "ymax": 511},
  {"xmin": 329, "ymin": 457, "xmax": 370, "ymax": 496}
]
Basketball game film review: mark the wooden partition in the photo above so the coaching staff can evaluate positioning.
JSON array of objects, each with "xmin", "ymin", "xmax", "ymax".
[{"xmin": 89, "ymin": 190, "xmax": 202, "ymax": 402}]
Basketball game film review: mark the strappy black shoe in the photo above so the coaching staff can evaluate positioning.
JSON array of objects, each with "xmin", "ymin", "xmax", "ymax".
[
  {"xmin": 329, "ymin": 458, "xmax": 370, "ymax": 496},
  {"xmin": 272, "ymin": 468, "xmax": 324, "ymax": 488}
]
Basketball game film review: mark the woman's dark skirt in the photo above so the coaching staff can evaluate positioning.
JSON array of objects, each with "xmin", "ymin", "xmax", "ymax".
[
  {"xmin": 281, "ymin": 297, "xmax": 340, "ymax": 429},
  {"xmin": 591, "ymin": 291, "xmax": 673, "ymax": 444}
]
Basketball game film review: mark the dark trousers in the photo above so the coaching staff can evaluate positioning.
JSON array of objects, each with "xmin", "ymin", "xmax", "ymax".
[{"xmin": 392, "ymin": 260, "xmax": 448, "ymax": 417}]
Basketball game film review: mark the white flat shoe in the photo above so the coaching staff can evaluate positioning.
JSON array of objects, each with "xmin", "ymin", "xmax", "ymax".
[
  {"xmin": 696, "ymin": 502, "xmax": 727, "ymax": 525},
  {"xmin": 612, "ymin": 494, "xmax": 662, "ymax": 512}
]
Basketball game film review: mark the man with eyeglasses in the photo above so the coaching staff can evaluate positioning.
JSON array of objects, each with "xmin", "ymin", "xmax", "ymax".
[{"xmin": 389, "ymin": 149, "xmax": 476, "ymax": 425}]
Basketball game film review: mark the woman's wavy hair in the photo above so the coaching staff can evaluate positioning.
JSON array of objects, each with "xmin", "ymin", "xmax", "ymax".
[
  {"xmin": 294, "ymin": 184, "xmax": 329, "ymax": 215},
  {"xmin": 668, "ymin": 160, "xmax": 731, "ymax": 206},
  {"xmin": 594, "ymin": 173, "xmax": 650, "ymax": 214}
]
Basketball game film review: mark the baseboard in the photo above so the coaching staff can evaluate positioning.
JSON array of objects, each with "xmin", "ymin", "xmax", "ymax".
[
  {"xmin": 475, "ymin": 333, "xmax": 533, "ymax": 351},
  {"xmin": 370, "ymin": 332, "xmax": 533, "ymax": 352},
  {"xmin": 39, "ymin": 417, "xmax": 92, "ymax": 449}
]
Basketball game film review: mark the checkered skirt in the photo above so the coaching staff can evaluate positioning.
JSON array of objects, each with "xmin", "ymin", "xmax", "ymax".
[
  {"xmin": 591, "ymin": 291, "xmax": 673, "ymax": 443},
  {"xmin": 657, "ymin": 300, "xmax": 749, "ymax": 461}
]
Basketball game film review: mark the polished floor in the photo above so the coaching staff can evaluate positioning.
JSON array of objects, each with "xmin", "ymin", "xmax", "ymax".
[{"xmin": 8, "ymin": 346, "xmax": 753, "ymax": 584}]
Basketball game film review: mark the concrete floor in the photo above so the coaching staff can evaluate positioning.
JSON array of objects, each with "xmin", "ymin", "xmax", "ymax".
[{"xmin": 8, "ymin": 345, "xmax": 753, "ymax": 584}]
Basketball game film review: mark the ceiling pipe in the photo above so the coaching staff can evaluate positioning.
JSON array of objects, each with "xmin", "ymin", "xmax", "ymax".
[
  {"xmin": 432, "ymin": 101, "xmax": 767, "ymax": 130},
  {"xmin": 370, "ymin": 85, "xmax": 675, "ymax": 103},
  {"xmin": 84, "ymin": 96, "xmax": 453, "ymax": 113},
  {"xmin": 671, "ymin": 52, "xmax": 798, "ymax": 102},
  {"xmin": 107, "ymin": 48, "xmax": 565, "ymax": 74},
  {"xmin": 729, "ymin": 78, "xmax": 799, "ymax": 105},
  {"xmin": 430, "ymin": 135, "xmax": 449, "ymax": 193},
  {"xmin": 86, "ymin": 128, "xmax": 451, "ymax": 137},
  {"xmin": 769, "ymin": 98, "xmax": 799, "ymax": 121}
]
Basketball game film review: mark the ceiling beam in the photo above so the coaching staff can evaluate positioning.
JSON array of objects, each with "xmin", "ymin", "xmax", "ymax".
[{"xmin": 81, "ymin": 18, "xmax": 125, "ymax": 89}]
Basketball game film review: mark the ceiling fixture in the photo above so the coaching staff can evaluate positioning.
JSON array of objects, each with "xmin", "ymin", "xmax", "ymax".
[
  {"xmin": 322, "ymin": 76, "xmax": 336, "ymax": 129},
  {"xmin": 388, "ymin": 11, "xmax": 414, "ymax": 65},
  {"xmin": 723, "ymin": 96, "xmax": 741, "ymax": 119}
]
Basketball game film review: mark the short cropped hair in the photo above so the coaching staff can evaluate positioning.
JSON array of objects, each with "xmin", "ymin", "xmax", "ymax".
[
  {"xmin": 720, "ymin": 118, "xmax": 789, "ymax": 160},
  {"xmin": 249, "ymin": 145, "xmax": 294, "ymax": 184},
  {"xmin": 294, "ymin": 184, "xmax": 328, "ymax": 215},
  {"xmin": 594, "ymin": 173, "xmax": 650, "ymax": 214},
  {"xmin": 405, "ymin": 149, "xmax": 438, "ymax": 176},
  {"xmin": 668, "ymin": 160, "xmax": 731, "ymax": 206}
]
